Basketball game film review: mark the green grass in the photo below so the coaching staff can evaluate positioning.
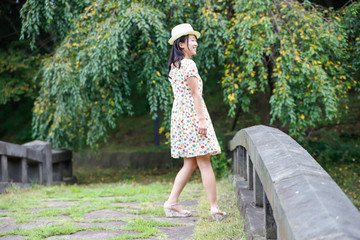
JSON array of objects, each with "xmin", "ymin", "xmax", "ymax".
[
  {"xmin": 0, "ymin": 181, "xmax": 178, "ymax": 239},
  {"xmin": 192, "ymin": 179, "xmax": 246, "ymax": 240},
  {"xmin": 0, "ymin": 169, "xmax": 246, "ymax": 240}
]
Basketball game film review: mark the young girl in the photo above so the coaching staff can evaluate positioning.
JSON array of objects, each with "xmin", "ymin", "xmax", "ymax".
[{"xmin": 164, "ymin": 23, "xmax": 226, "ymax": 221}]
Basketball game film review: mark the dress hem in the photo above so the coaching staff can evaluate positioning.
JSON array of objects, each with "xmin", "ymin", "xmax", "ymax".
[{"xmin": 171, "ymin": 151, "xmax": 221, "ymax": 159}]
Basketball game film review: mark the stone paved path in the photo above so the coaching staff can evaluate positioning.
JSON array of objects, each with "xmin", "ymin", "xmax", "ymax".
[{"xmin": 0, "ymin": 195, "xmax": 200, "ymax": 240}]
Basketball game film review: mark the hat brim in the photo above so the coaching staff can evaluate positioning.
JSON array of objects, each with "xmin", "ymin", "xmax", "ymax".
[{"xmin": 168, "ymin": 31, "xmax": 201, "ymax": 45}]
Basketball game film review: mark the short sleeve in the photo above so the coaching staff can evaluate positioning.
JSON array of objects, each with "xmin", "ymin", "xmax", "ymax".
[{"xmin": 182, "ymin": 59, "xmax": 198, "ymax": 79}]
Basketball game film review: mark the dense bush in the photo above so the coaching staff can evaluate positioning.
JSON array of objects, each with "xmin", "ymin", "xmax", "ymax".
[
  {"xmin": 300, "ymin": 130, "xmax": 360, "ymax": 208},
  {"xmin": 211, "ymin": 137, "xmax": 232, "ymax": 178}
]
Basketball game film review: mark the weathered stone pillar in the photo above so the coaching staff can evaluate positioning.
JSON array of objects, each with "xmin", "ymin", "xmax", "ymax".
[
  {"xmin": 232, "ymin": 150, "xmax": 238, "ymax": 175},
  {"xmin": 1, "ymin": 155, "xmax": 8, "ymax": 182},
  {"xmin": 39, "ymin": 163, "xmax": 43, "ymax": 184},
  {"xmin": 21, "ymin": 158, "xmax": 28, "ymax": 183},
  {"xmin": 247, "ymin": 154, "xmax": 253, "ymax": 190},
  {"xmin": 264, "ymin": 193, "xmax": 277, "ymax": 239},
  {"xmin": 254, "ymin": 169, "xmax": 263, "ymax": 207},
  {"xmin": 239, "ymin": 147, "xmax": 246, "ymax": 178},
  {"xmin": 23, "ymin": 141, "xmax": 52, "ymax": 185},
  {"xmin": 243, "ymin": 149, "xmax": 248, "ymax": 181},
  {"xmin": 234, "ymin": 147, "xmax": 240, "ymax": 175}
]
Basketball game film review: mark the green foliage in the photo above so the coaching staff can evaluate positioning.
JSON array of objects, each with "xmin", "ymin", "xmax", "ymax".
[
  {"xmin": 19, "ymin": 0, "xmax": 360, "ymax": 149},
  {"xmin": 342, "ymin": 1, "xmax": 360, "ymax": 92},
  {"xmin": 211, "ymin": 136, "xmax": 232, "ymax": 177},
  {"xmin": 301, "ymin": 131, "xmax": 360, "ymax": 208},
  {"xmin": 0, "ymin": 41, "xmax": 41, "ymax": 104},
  {"xmin": 301, "ymin": 131, "xmax": 360, "ymax": 164},
  {"xmin": 0, "ymin": 97, "xmax": 34, "ymax": 143},
  {"xmin": 31, "ymin": 1, "xmax": 171, "ymax": 150},
  {"xmin": 222, "ymin": 0, "xmax": 354, "ymax": 137},
  {"xmin": 20, "ymin": 0, "xmax": 91, "ymax": 49}
]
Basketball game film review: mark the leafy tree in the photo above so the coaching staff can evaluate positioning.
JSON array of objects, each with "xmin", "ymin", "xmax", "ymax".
[
  {"xmin": 21, "ymin": 0, "xmax": 229, "ymax": 150},
  {"xmin": 0, "ymin": 41, "xmax": 41, "ymax": 104},
  {"xmin": 342, "ymin": 1, "xmax": 360, "ymax": 84},
  {"xmin": 19, "ymin": 0, "xmax": 359, "ymax": 149},
  {"xmin": 222, "ymin": 0, "xmax": 359, "ymax": 136},
  {"xmin": 0, "ymin": 1, "xmax": 43, "ymax": 105}
]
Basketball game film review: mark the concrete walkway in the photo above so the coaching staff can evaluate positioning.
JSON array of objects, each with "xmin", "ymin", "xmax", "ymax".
[{"xmin": 0, "ymin": 196, "xmax": 200, "ymax": 240}]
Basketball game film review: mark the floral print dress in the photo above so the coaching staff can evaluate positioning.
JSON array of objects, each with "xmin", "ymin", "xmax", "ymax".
[{"xmin": 168, "ymin": 58, "xmax": 221, "ymax": 158}]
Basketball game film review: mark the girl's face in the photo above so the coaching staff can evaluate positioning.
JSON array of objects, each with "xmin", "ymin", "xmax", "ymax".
[{"xmin": 179, "ymin": 35, "xmax": 198, "ymax": 58}]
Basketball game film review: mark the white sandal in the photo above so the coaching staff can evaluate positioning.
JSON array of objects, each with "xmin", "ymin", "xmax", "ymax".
[
  {"xmin": 210, "ymin": 206, "xmax": 227, "ymax": 221},
  {"xmin": 164, "ymin": 201, "xmax": 192, "ymax": 218}
]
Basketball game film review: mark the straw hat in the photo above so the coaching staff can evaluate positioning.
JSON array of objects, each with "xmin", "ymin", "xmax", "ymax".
[{"xmin": 168, "ymin": 23, "xmax": 200, "ymax": 45}]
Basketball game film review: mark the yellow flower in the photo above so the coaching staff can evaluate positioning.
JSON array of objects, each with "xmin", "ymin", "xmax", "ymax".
[
  {"xmin": 152, "ymin": 80, "xmax": 155, "ymax": 84},
  {"xmin": 228, "ymin": 93, "xmax": 235, "ymax": 102},
  {"xmin": 300, "ymin": 114, "xmax": 305, "ymax": 120},
  {"xmin": 156, "ymin": 71, "xmax": 161, "ymax": 77}
]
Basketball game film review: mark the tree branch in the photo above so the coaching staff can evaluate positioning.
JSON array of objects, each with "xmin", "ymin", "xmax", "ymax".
[{"xmin": 339, "ymin": 0, "xmax": 355, "ymax": 10}]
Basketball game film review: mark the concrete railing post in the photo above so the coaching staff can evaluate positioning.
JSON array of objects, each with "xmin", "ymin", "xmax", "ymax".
[
  {"xmin": 247, "ymin": 154, "xmax": 253, "ymax": 190},
  {"xmin": 43, "ymin": 143, "xmax": 53, "ymax": 185},
  {"xmin": 21, "ymin": 158, "xmax": 28, "ymax": 183},
  {"xmin": 39, "ymin": 164, "xmax": 43, "ymax": 184},
  {"xmin": 233, "ymin": 148, "xmax": 239, "ymax": 175},
  {"xmin": 242, "ymin": 147, "xmax": 247, "ymax": 181},
  {"xmin": 254, "ymin": 170, "xmax": 263, "ymax": 207},
  {"xmin": 264, "ymin": 193, "xmax": 277, "ymax": 239},
  {"xmin": 1, "ymin": 155, "xmax": 8, "ymax": 182},
  {"xmin": 23, "ymin": 141, "xmax": 53, "ymax": 185},
  {"xmin": 238, "ymin": 147, "xmax": 246, "ymax": 178}
]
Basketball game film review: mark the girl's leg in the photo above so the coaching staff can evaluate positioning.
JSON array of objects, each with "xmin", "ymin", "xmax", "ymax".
[
  {"xmin": 167, "ymin": 157, "xmax": 197, "ymax": 212},
  {"xmin": 196, "ymin": 154, "xmax": 218, "ymax": 208}
]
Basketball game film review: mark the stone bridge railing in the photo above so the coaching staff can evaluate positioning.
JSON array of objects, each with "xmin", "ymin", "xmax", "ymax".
[
  {"xmin": 0, "ymin": 140, "xmax": 75, "ymax": 193},
  {"xmin": 229, "ymin": 125, "xmax": 360, "ymax": 240}
]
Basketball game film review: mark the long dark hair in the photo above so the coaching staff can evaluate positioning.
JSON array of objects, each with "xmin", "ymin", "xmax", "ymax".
[{"xmin": 167, "ymin": 35, "xmax": 191, "ymax": 78}]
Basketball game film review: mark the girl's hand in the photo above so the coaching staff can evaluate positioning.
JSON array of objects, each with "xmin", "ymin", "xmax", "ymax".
[{"xmin": 198, "ymin": 118, "xmax": 207, "ymax": 135}]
